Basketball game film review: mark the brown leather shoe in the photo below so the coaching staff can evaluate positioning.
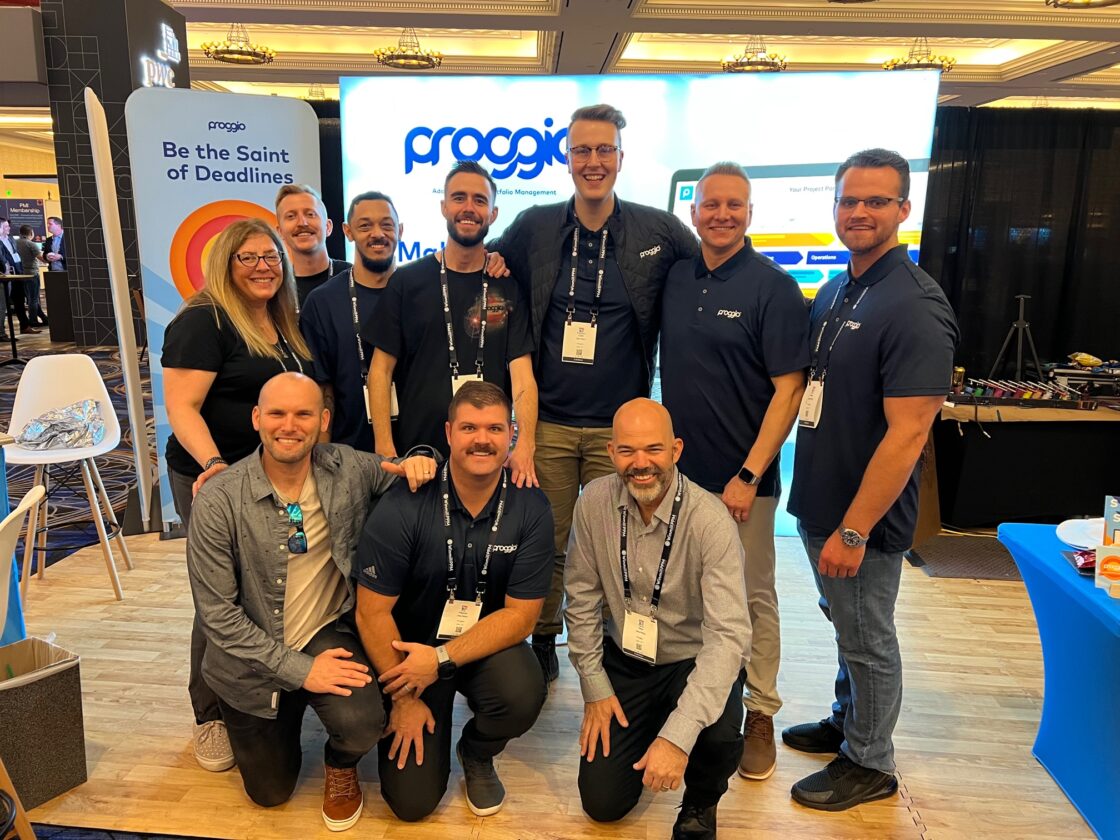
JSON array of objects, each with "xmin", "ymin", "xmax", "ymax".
[
  {"xmin": 322, "ymin": 765, "xmax": 363, "ymax": 831},
  {"xmin": 20, "ymin": 326, "xmax": 40, "ymax": 335},
  {"xmin": 738, "ymin": 710, "xmax": 777, "ymax": 780}
]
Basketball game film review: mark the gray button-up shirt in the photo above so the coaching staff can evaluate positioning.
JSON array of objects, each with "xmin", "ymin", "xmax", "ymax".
[
  {"xmin": 565, "ymin": 471, "xmax": 750, "ymax": 754},
  {"xmin": 187, "ymin": 443, "xmax": 400, "ymax": 718}
]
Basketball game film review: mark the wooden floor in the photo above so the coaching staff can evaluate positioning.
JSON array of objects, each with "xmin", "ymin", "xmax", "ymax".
[{"xmin": 20, "ymin": 533, "xmax": 1090, "ymax": 840}]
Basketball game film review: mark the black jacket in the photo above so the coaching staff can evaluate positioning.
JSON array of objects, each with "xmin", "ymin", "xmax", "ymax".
[{"xmin": 492, "ymin": 197, "xmax": 698, "ymax": 389}]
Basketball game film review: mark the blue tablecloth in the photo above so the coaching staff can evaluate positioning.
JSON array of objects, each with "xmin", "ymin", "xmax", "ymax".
[
  {"xmin": 2, "ymin": 446, "xmax": 27, "ymax": 645},
  {"xmin": 998, "ymin": 523, "xmax": 1120, "ymax": 840}
]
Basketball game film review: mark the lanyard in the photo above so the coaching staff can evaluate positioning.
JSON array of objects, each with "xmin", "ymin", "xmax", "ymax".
[
  {"xmin": 809, "ymin": 280, "xmax": 869, "ymax": 381},
  {"xmin": 619, "ymin": 470, "xmax": 684, "ymax": 617},
  {"xmin": 566, "ymin": 227, "xmax": 609, "ymax": 326},
  {"xmin": 441, "ymin": 461, "xmax": 509, "ymax": 603},
  {"xmin": 346, "ymin": 269, "xmax": 369, "ymax": 378},
  {"xmin": 275, "ymin": 329, "xmax": 305, "ymax": 374},
  {"xmin": 440, "ymin": 252, "xmax": 488, "ymax": 378}
]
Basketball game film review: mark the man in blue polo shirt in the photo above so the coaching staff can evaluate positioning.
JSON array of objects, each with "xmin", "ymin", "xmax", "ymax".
[
  {"xmin": 786, "ymin": 149, "xmax": 958, "ymax": 811},
  {"xmin": 660, "ymin": 161, "xmax": 809, "ymax": 783},
  {"xmin": 301, "ymin": 191, "xmax": 401, "ymax": 452}
]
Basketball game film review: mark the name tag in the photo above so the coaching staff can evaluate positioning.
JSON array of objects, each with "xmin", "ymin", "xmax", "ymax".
[
  {"xmin": 621, "ymin": 608, "xmax": 658, "ymax": 664},
  {"xmin": 437, "ymin": 598, "xmax": 482, "ymax": 640},
  {"xmin": 562, "ymin": 320, "xmax": 597, "ymax": 365},
  {"xmin": 363, "ymin": 384, "xmax": 400, "ymax": 421},
  {"xmin": 451, "ymin": 374, "xmax": 483, "ymax": 395},
  {"xmin": 798, "ymin": 381, "xmax": 824, "ymax": 429}
]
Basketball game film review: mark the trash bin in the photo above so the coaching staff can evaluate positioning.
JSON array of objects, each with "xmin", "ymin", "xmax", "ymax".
[{"xmin": 0, "ymin": 636, "xmax": 87, "ymax": 810}]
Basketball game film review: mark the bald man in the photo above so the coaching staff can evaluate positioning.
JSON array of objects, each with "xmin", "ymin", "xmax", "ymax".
[
  {"xmin": 187, "ymin": 372, "xmax": 437, "ymax": 831},
  {"xmin": 564, "ymin": 399, "xmax": 750, "ymax": 840}
]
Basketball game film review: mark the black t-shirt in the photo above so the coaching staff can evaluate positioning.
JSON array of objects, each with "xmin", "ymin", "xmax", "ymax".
[
  {"xmin": 300, "ymin": 268, "xmax": 385, "ymax": 452},
  {"xmin": 161, "ymin": 304, "xmax": 308, "ymax": 478},
  {"xmin": 787, "ymin": 246, "xmax": 959, "ymax": 552},
  {"xmin": 536, "ymin": 222, "xmax": 647, "ymax": 427},
  {"xmin": 660, "ymin": 240, "xmax": 810, "ymax": 497},
  {"xmin": 365, "ymin": 255, "xmax": 533, "ymax": 456},
  {"xmin": 355, "ymin": 471, "xmax": 554, "ymax": 646},
  {"xmin": 296, "ymin": 258, "xmax": 351, "ymax": 309}
]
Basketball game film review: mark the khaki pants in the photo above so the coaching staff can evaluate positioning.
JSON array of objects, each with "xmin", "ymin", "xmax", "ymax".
[{"xmin": 534, "ymin": 420, "xmax": 614, "ymax": 636}]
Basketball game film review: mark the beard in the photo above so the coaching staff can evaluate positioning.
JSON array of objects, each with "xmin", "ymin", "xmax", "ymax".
[
  {"xmin": 623, "ymin": 464, "xmax": 672, "ymax": 506},
  {"xmin": 359, "ymin": 252, "xmax": 394, "ymax": 273},
  {"xmin": 446, "ymin": 215, "xmax": 491, "ymax": 248}
]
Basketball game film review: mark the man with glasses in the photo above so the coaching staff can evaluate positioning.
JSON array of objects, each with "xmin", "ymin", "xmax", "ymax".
[
  {"xmin": 187, "ymin": 371, "xmax": 437, "ymax": 830},
  {"xmin": 785, "ymin": 149, "xmax": 958, "ymax": 810},
  {"xmin": 488, "ymin": 104, "xmax": 698, "ymax": 682},
  {"xmin": 275, "ymin": 184, "xmax": 351, "ymax": 308}
]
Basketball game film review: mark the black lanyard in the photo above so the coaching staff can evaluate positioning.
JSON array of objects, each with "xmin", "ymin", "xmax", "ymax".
[
  {"xmin": 441, "ymin": 461, "xmax": 509, "ymax": 603},
  {"xmin": 440, "ymin": 252, "xmax": 488, "ymax": 378},
  {"xmin": 346, "ymin": 269, "xmax": 369, "ymax": 378},
  {"xmin": 809, "ymin": 280, "xmax": 869, "ymax": 382},
  {"xmin": 275, "ymin": 330, "xmax": 304, "ymax": 375},
  {"xmin": 566, "ymin": 227, "xmax": 609, "ymax": 326},
  {"xmin": 619, "ymin": 470, "xmax": 684, "ymax": 617}
]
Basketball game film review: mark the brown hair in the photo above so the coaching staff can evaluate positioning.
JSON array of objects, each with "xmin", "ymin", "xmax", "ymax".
[{"xmin": 447, "ymin": 380, "xmax": 512, "ymax": 423}]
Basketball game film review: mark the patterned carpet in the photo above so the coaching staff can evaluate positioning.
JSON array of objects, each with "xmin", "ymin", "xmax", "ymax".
[{"xmin": 33, "ymin": 827, "xmax": 208, "ymax": 840}]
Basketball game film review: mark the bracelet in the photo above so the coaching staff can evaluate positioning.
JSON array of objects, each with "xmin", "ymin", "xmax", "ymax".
[{"xmin": 202, "ymin": 456, "xmax": 228, "ymax": 472}]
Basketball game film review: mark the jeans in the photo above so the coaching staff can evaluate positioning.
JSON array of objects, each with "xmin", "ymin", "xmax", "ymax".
[{"xmin": 797, "ymin": 522, "xmax": 904, "ymax": 773}]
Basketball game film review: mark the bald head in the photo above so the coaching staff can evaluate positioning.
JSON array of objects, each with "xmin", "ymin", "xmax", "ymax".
[
  {"xmin": 258, "ymin": 371, "xmax": 324, "ymax": 412},
  {"xmin": 613, "ymin": 398, "xmax": 675, "ymax": 443},
  {"xmin": 253, "ymin": 372, "xmax": 329, "ymax": 466},
  {"xmin": 609, "ymin": 399, "xmax": 683, "ymax": 509}
]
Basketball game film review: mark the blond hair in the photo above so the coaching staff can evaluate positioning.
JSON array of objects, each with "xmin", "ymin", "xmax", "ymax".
[
  {"xmin": 275, "ymin": 183, "xmax": 325, "ymax": 214},
  {"xmin": 183, "ymin": 218, "xmax": 310, "ymax": 361}
]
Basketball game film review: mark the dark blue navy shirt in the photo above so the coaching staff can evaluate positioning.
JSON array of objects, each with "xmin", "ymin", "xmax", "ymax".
[
  {"xmin": 300, "ymin": 269, "xmax": 385, "ymax": 452},
  {"xmin": 660, "ymin": 240, "xmax": 810, "ymax": 497},
  {"xmin": 787, "ymin": 246, "xmax": 959, "ymax": 552},
  {"xmin": 355, "ymin": 471, "xmax": 554, "ymax": 646},
  {"xmin": 537, "ymin": 210, "xmax": 647, "ymax": 427}
]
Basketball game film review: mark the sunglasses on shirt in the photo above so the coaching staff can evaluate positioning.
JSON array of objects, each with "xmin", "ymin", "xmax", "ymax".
[{"xmin": 286, "ymin": 503, "xmax": 307, "ymax": 554}]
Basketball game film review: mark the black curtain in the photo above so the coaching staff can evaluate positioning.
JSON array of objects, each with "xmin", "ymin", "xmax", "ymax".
[
  {"xmin": 308, "ymin": 99, "xmax": 347, "ymax": 262},
  {"xmin": 921, "ymin": 107, "xmax": 1120, "ymax": 376}
]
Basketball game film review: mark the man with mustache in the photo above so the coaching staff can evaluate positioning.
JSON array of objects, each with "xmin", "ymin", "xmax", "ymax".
[
  {"xmin": 366, "ymin": 160, "xmax": 538, "ymax": 464},
  {"xmin": 275, "ymin": 184, "xmax": 351, "ymax": 308},
  {"xmin": 301, "ymin": 191, "xmax": 401, "ymax": 452},
  {"xmin": 355, "ymin": 380, "xmax": 554, "ymax": 821},
  {"xmin": 564, "ymin": 399, "xmax": 749, "ymax": 840}
]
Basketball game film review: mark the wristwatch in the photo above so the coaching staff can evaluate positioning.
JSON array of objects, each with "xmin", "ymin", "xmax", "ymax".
[
  {"xmin": 435, "ymin": 645, "xmax": 457, "ymax": 680},
  {"xmin": 736, "ymin": 466, "xmax": 761, "ymax": 486},
  {"xmin": 839, "ymin": 525, "xmax": 869, "ymax": 548}
]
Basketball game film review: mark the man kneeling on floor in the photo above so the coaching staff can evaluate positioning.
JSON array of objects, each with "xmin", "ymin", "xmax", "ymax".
[
  {"xmin": 187, "ymin": 372, "xmax": 438, "ymax": 831},
  {"xmin": 565, "ymin": 399, "xmax": 751, "ymax": 840}
]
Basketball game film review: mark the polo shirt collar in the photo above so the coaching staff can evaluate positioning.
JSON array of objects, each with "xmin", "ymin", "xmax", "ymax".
[
  {"xmin": 247, "ymin": 444, "xmax": 342, "ymax": 502},
  {"xmin": 614, "ymin": 468, "xmax": 682, "ymax": 527},
  {"xmin": 447, "ymin": 468, "xmax": 505, "ymax": 523},
  {"xmin": 696, "ymin": 236, "xmax": 754, "ymax": 281},
  {"xmin": 849, "ymin": 244, "xmax": 909, "ymax": 287},
  {"xmin": 566, "ymin": 195, "xmax": 623, "ymax": 233}
]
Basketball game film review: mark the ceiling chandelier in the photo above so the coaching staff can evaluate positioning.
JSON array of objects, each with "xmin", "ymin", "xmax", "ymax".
[
  {"xmin": 883, "ymin": 37, "xmax": 956, "ymax": 73},
  {"xmin": 200, "ymin": 23, "xmax": 276, "ymax": 66},
  {"xmin": 374, "ymin": 28, "xmax": 443, "ymax": 70},
  {"xmin": 307, "ymin": 82, "xmax": 326, "ymax": 100},
  {"xmin": 722, "ymin": 36, "xmax": 788, "ymax": 73},
  {"xmin": 1045, "ymin": 0, "xmax": 1120, "ymax": 7}
]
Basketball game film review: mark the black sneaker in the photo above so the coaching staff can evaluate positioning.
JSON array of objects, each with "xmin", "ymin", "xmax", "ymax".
[
  {"xmin": 781, "ymin": 718, "xmax": 845, "ymax": 754},
  {"xmin": 671, "ymin": 799, "xmax": 717, "ymax": 840},
  {"xmin": 456, "ymin": 740, "xmax": 506, "ymax": 816},
  {"xmin": 791, "ymin": 754, "xmax": 898, "ymax": 811},
  {"xmin": 531, "ymin": 634, "xmax": 559, "ymax": 683}
]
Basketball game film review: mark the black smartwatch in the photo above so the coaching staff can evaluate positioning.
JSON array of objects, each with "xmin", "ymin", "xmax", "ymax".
[
  {"xmin": 736, "ymin": 466, "xmax": 761, "ymax": 486},
  {"xmin": 436, "ymin": 645, "xmax": 457, "ymax": 680}
]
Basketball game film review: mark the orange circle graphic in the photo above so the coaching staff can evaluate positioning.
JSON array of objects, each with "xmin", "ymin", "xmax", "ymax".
[{"xmin": 169, "ymin": 200, "xmax": 277, "ymax": 299}]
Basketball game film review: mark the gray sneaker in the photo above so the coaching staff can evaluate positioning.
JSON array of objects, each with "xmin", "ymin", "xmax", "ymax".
[
  {"xmin": 456, "ymin": 739, "xmax": 506, "ymax": 816},
  {"xmin": 194, "ymin": 720, "xmax": 235, "ymax": 772}
]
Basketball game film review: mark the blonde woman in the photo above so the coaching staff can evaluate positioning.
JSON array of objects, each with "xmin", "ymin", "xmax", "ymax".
[{"xmin": 161, "ymin": 218, "xmax": 311, "ymax": 770}]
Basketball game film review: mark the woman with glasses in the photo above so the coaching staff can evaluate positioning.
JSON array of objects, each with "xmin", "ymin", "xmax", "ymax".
[{"xmin": 161, "ymin": 218, "xmax": 312, "ymax": 771}]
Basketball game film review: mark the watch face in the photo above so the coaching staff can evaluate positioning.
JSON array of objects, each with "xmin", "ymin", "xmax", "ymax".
[{"xmin": 841, "ymin": 529, "xmax": 864, "ymax": 547}]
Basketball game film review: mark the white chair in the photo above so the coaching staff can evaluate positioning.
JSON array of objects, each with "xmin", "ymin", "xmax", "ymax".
[
  {"xmin": 3, "ymin": 354, "xmax": 133, "ymax": 602},
  {"xmin": 0, "ymin": 485, "xmax": 45, "ymax": 635}
]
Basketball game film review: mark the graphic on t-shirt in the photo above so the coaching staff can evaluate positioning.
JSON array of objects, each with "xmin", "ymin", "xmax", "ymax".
[{"xmin": 465, "ymin": 289, "xmax": 511, "ymax": 338}]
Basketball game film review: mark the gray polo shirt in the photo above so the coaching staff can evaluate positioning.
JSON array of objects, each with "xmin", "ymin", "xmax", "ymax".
[{"xmin": 564, "ymin": 470, "xmax": 750, "ymax": 754}]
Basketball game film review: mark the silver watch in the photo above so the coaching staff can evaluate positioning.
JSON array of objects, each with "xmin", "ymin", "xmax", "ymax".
[{"xmin": 839, "ymin": 525, "xmax": 868, "ymax": 548}]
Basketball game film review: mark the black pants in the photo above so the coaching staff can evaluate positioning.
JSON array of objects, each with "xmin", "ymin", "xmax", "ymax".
[
  {"xmin": 4, "ymin": 280, "xmax": 29, "ymax": 330},
  {"xmin": 218, "ymin": 622, "xmax": 385, "ymax": 807},
  {"xmin": 378, "ymin": 642, "xmax": 546, "ymax": 822},
  {"xmin": 579, "ymin": 640, "xmax": 745, "ymax": 822}
]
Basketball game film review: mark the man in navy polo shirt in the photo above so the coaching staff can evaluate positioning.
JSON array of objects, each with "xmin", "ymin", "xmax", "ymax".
[
  {"xmin": 354, "ymin": 380, "xmax": 553, "ymax": 821},
  {"xmin": 301, "ymin": 191, "xmax": 401, "ymax": 452},
  {"xmin": 660, "ymin": 162, "xmax": 809, "ymax": 783},
  {"xmin": 786, "ymin": 149, "xmax": 958, "ymax": 811}
]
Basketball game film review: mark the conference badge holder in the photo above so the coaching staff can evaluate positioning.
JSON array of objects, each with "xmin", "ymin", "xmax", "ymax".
[
  {"xmin": 621, "ymin": 609, "xmax": 658, "ymax": 663},
  {"xmin": 363, "ymin": 383, "xmax": 399, "ymax": 421},
  {"xmin": 437, "ymin": 597, "xmax": 482, "ymax": 640},
  {"xmin": 562, "ymin": 320, "xmax": 597, "ymax": 364},
  {"xmin": 799, "ymin": 381, "xmax": 824, "ymax": 428},
  {"xmin": 451, "ymin": 373, "xmax": 483, "ymax": 395}
]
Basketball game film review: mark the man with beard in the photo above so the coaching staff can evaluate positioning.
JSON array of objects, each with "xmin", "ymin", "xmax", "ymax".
[
  {"xmin": 785, "ymin": 149, "xmax": 958, "ymax": 811},
  {"xmin": 275, "ymin": 184, "xmax": 351, "ymax": 308},
  {"xmin": 301, "ymin": 191, "xmax": 401, "ymax": 452},
  {"xmin": 366, "ymin": 160, "xmax": 538, "ymax": 464},
  {"xmin": 187, "ymin": 372, "xmax": 438, "ymax": 830},
  {"xmin": 355, "ymin": 381, "xmax": 553, "ymax": 821},
  {"xmin": 564, "ymin": 399, "xmax": 749, "ymax": 840}
]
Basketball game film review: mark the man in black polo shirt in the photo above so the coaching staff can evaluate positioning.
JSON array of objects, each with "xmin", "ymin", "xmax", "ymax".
[
  {"xmin": 489, "ymin": 103, "xmax": 698, "ymax": 681},
  {"xmin": 785, "ymin": 149, "xmax": 958, "ymax": 811},
  {"xmin": 355, "ymin": 381, "xmax": 553, "ymax": 821},
  {"xmin": 660, "ymin": 162, "xmax": 809, "ymax": 783},
  {"xmin": 301, "ymin": 191, "xmax": 401, "ymax": 452},
  {"xmin": 275, "ymin": 184, "xmax": 351, "ymax": 308},
  {"xmin": 366, "ymin": 160, "xmax": 537, "ymax": 464}
]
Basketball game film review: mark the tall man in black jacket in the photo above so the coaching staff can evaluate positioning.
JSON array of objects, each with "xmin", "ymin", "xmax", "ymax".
[{"xmin": 490, "ymin": 104, "xmax": 698, "ymax": 681}]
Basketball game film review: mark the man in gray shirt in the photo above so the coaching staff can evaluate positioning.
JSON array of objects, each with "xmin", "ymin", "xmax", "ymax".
[
  {"xmin": 565, "ymin": 399, "xmax": 750, "ymax": 840},
  {"xmin": 187, "ymin": 372, "xmax": 436, "ymax": 831}
]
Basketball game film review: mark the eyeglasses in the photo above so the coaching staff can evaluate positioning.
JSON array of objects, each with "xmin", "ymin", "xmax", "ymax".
[
  {"xmin": 286, "ymin": 503, "xmax": 307, "ymax": 554},
  {"xmin": 234, "ymin": 251, "xmax": 283, "ymax": 267},
  {"xmin": 834, "ymin": 196, "xmax": 905, "ymax": 211},
  {"xmin": 568, "ymin": 144, "xmax": 620, "ymax": 162}
]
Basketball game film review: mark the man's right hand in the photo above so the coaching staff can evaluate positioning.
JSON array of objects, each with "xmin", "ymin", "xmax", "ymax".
[
  {"xmin": 385, "ymin": 695, "xmax": 436, "ymax": 769},
  {"xmin": 302, "ymin": 648, "xmax": 372, "ymax": 696},
  {"xmin": 579, "ymin": 695, "xmax": 628, "ymax": 762}
]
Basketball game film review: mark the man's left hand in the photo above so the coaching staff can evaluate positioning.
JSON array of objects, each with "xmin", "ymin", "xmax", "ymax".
[
  {"xmin": 381, "ymin": 456, "xmax": 438, "ymax": 492},
  {"xmin": 506, "ymin": 443, "xmax": 538, "ymax": 488},
  {"xmin": 379, "ymin": 640, "xmax": 439, "ymax": 699},
  {"xmin": 818, "ymin": 530, "xmax": 865, "ymax": 578},
  {"xmin": 633, "ymin": 737, "xmax": 688, "ymax": 793},
  {"xmin": 721, "ymin": 475, "xmax": 758, "ymax": 524}
]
